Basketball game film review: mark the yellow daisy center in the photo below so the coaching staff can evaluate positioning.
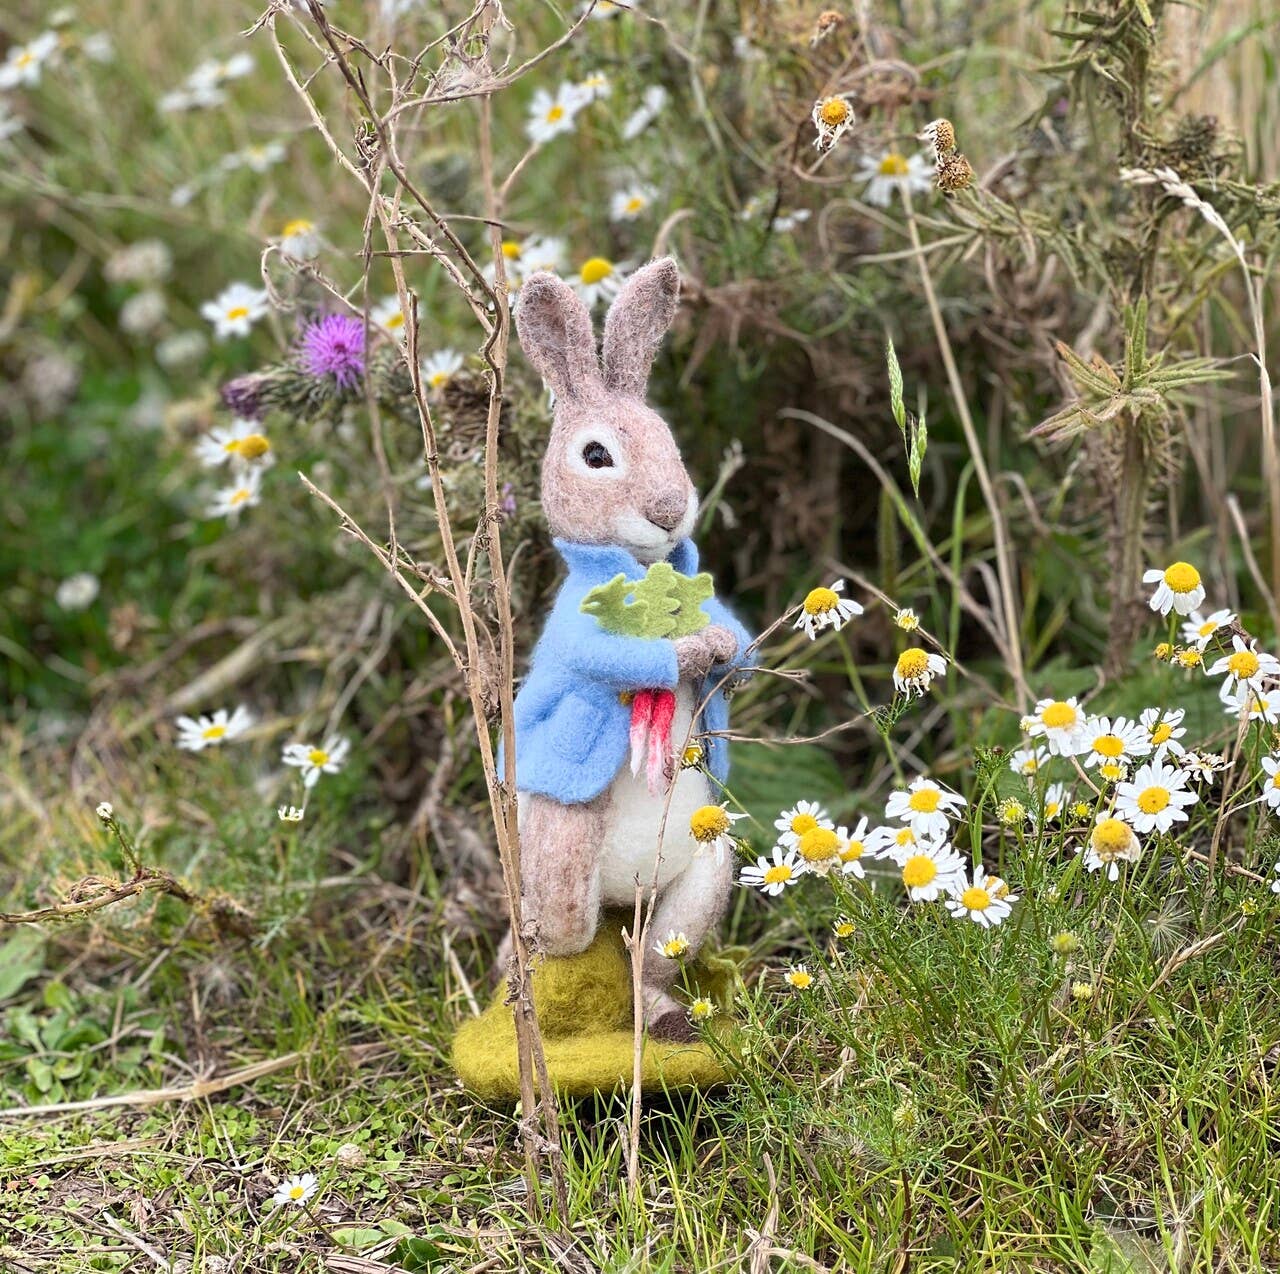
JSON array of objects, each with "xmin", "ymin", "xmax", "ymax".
[
  {"xmin": 763, "ymin": 863, "xmax": 793, "ymax": 886},
  {"xmin": 1092, "ymin": 818, "xmax": 1132, "ymax": 854},
  {"xmin": 834, "ymin": 921, "xmax": 856, "ymax": 937},
  {"xmin": 988, "ymin": 876, "xmax": 1011, "ymax": 899},
  {"xmin": 1071, "ymin": 802, "xmax": 1092, "ymax": 819},
  {"xmin": 229, "ymin": 434, "xmax": 270, "ymax": 460},
  {"xmin": 1177, "ymin": 649, "xmax": 1203, "ymax": 668},
  {"xmin": 228, "ymin": 487, "xmax": 252, "ymax": 506},
  {"xmin": 545, "ymin": 104, "xmax": 565, "ymax": 123},
  {"xmin": 907, "ymin": 787, "xmax": 941, "ymax": 813},
  {"xmin": 1136, "ymin": 786, "xmax": 1169, "ymax": 814},
  {"xmin": 960, "ymin": 886, "xmax": 991, "ymax": 911},
  {"xmin": 1163, "ymin": 562, "xmax": 1200, "ymax": 593},
  {"xmin": 682, "ymin": 744, "xmax": 703, "ymax": 766},
  {"xmin": 428, "ymin": 372, "xmax": 449, "ymax": 389},
  {"xmin": 902, "ymin": 855, "xmax": 937, "ymax": 889},
  {"xmin": 1272, "ymin": 773, "xmax": 1280, "ymax": 789},
  {"xmin": 289, "ymin": 1185, "xmax": 305, "ymax": 1200},
  {"xmin": 308, "ymin": 748, "xmax": 330, "ymax": 767},
  {"xmin": 690, "ymin": 999, "xmax": 714, "ymax": 1020},
  {"xmin": 1197, "ymin": 620, "xmax": 1217, "ymax": 638},
  {"xmin": 789, "ymin": 812, "xmax": 819, "ymax": 837},
  {"xmin": 1092, "ymin": 733, "xmax": 1125, "ymax": 758},
  {"xmin": 16, "ymin": 52, "xmax": 34, "ymax": 68},
  {"xmin": 282, "ymin": 218, "xmax": 313, "ymax": 236},
  {"xmin": 1040, "ymin": 701, "xmax": 1077, "ymax": 729},
  {"xmin": 896, "ymin": 648, "xmax": 930, "ymax": 679},
  {"xmin": 803, "ymin": 586, "xmax": 838, "ymax": 615},
  {"xmin": 385, "ymin": 311, "xmax": 405, "ymax": 329},
  {"xmin": 818, "ymin": 97, "xmax": 850, "ymax": 126},
  {"xmin": 840, "ymin": 839, "xmax": 864, "ymax": 863},
  {"xmin": 1045, "ymin": 800, "xmax": 1061, "ymax": 817},
  {"xmin": 225, "ymin": 306, "xmax": 250, "ymax": 321},
  {"xmin": 797, "ymin": 826, "xmax": 840, "ymax": 862},
  {"xmin": 662, "ymin": 938, "xmax": 688, "ymax": 958},
  {"xmin": 895, "ymin": 828, "xmax": 915, "ymax": 847},
  {"xmin": 501, "ymin": 240, "xmax": 522, "ymax": 259},
  {"xmin": 624, "ymin": 196, "xmax": 645, "ymax": 214},
  {"xmin": 786, "ymin": 970, "xmax": 813, "ymax": 989},
  {"xmin": 579, "ymin": 256, "xmax": 613, "ymax": 285},
  {"xmin": 201, "ymin": 724, "xmax": 227, "ymax": 740},
  {"xmin": 1150, "ymin": 722, "xmax": 1174, "ymax": 745},
  {"xmin": 690, "ymin": 805, "xmax": 730, "ymax": 842},
  {"xmin": 1099, "ymin": 762, "xmax": 1125, "ymax": 782},
  {"xmin": 878, "ymin": 152, "xmax": 909, "ymax": 176},
  {"xmin": 1227, "ymin": 650, "xmax": 1261, "ymax": 679}
]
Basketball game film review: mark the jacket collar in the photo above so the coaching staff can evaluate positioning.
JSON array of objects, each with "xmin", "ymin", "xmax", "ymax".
[{"xmin": 555, "ymin": 537, "xmax": 699, "ymax": 580}]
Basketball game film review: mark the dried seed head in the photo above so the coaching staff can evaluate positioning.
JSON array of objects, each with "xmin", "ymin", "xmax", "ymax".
[
  {"xmin": 811, "ymin": 10, "xmax": 844, "ymax": 45},
  {"xmin": 920, "ymin": 118, "xmax": 956, "ymax": 156},
  {"xmin": 935, "ymin": 151, "xmax": 974, "ymax": 194}
]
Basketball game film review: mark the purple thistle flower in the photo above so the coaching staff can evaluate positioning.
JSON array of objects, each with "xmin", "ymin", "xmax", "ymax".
[
  {"xmin": 221, "ymin": 372, "xmax": 268, "ymax": 420},
  {"xmin": 298, "ymin": 314, "xmax": 366, "ymax": 389}
]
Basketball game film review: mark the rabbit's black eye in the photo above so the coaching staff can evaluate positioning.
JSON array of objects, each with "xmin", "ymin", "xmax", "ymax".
[{"xmin": 582, "ymin": 441, "xmax": 614, "ymax": 469}]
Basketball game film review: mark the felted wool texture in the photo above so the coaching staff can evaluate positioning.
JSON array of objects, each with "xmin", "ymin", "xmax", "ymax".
[
  {"xmin": 600, "ymin": 257, "xmax": 681, "ymax": 397},
  {"xmin": 452, "ymin": 920, "xmax": 731, "ymax": 1101},
  {"xmin": 580, "ymin": 562, "xmax": 714, "ymax": 639}
]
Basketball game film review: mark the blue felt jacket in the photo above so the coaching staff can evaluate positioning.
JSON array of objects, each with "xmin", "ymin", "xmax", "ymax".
[{"xmin": 501, "ymin": 538, "xmax": 753, "ymax": 804}]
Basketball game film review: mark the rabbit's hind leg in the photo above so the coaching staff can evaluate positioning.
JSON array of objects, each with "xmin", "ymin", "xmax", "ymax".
[
  {"xmin": 520, "ymin": 792, "xmax": 605, "ymax": 956},
  {"xmin": 639, "ymin": 845, "xmax": 734, "ymax": 1041}
]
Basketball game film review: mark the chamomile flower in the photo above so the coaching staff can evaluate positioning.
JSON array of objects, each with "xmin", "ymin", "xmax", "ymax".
[
  {"xmin": 997, "ymin": 798, "xmax": 1027, "ymax": 827},
  {"xmin": 280, "ymin": 217, "xmax": 321, "ymax": 262},
  {"xmin": 196, "ymin": 421, "xmax": 273, "ymax": 469},
  {"xmin": 570, "ymin": 256, "xmax": 631, "ymax": 307},
  {"xmin": 421, "ymin": 349, "xmax": 463, "ymax": 390},
  {"xmin": 794, "ymin": 578, "xmax": 863, "ymax": 640},
  {"xmin": 1143, "ymin": 561, "xmax": 1205, "ymax": 616},
  {"xmin": 588, "ymin": 0, "xmax": 641, "ymax": 18},
  {"xmin": 1256, "ymin": 755, "xmax": 1280, "ymax": 812},
  {"xmin": 1272, "ymin": 862, "xmax": 1280, "ymax": 895},
  {"xmin": 897, "ymin": 840, "xmax": 966, "ymax": 902},
  {"xmin": 222, "ymin": 141, "xmax": 287, "ymax": 174},
  {"xmin": 1026, "ymin": 696, "xmax": 1088, "ymax": 756},
  {"xmin": 783, "ymin": 966, "xmax": 814, "ymax": 990},
  {"xmin": 1174, "ymin": 646, "xmax": 1205, "ymax": 671},
  {"xmin": 188, "ymin": 52, "xmax": 254, "ymax": 93},
  {"xmin": 774, "ymin": 800, "xmax": 833, "ymax": 847},
  {"xmin": 1114, "ymin": 761, "xmax": 1197, "ymax": 834},
  {"xmin": 866, "ymin": 822, "xmax": 930, "ymax": 862},
  {"xmin": 1179, "ymin": 751, "xmax": 1222, "ymax": 784},
  {"xmin": 1080, "ymin": 715, "xmax": 1151, "ymax": 770},
  {"xmin": 836, "ymin": 818, "xmax": 871, "ymax": 878},
  {"xmin": 526, "ymin": 83, "xmax": 585, "ymax": 144},
  {"xmin": 739, "ymin": 845, "xmax": 801, "ymax": 896},
  {"xmin": 945, "ymin": 864, "xmax": 1015, "ymax": 927},
  {"xmin": 811, "ymin": 94, "xmax": 855, "ymax": 150},
  {"xmin": 517, "ymin": 234, "xmax": 569, "ymax": 275},
  {"xmin": 893, "ymin": 647, "xmax": 947, "ymax": 697},
  {"xmin": 689, "ymin": 802, "xmax": 746, "ymax": 861},
  {"xmin": 894, "ymin": 607, "xmax": 920, "ymax": 631},
  {"xmin": 884, "ymin": 777, "xmax": 966, "ymax": 840},
  {"xmin": 1009, "ymin": 746, "xmax": 1050, "ymax": 777},
  {"xmin": 206, "ymin": 469, "xmax": 263, "ymax": 520},
  {"xmin": 1180, "ymin": 608, "xmax": 1235, "ymax": 650},
  {"xmin": 174, "ymin": 706, "xmax": 254, "ymax": 751},
  {"xmin": 278, "ymin": 805, "xmax": 304, "ymax": 823},
  {"xmin": 371, "ymin": 295, "xmax": 415, "ymax": 338},
  {"xmin": 200, "ymin": 282, "xmax": 269, "ymax": 340},
  {"xmin": 833, "ymin": 917, "xmax": 857, "ymax": 938},
  {"xmin": 656, "ymin": 930, "xmax": 690, "ymax": 959},
  {"xmin": 794, "ymin": 825, "xmax": 844, "ymax": 876},
  {"xmin": 0, "ymin": 31, "xmax": 59, "ymax": 89},
  {"xmin": 282, "ymin": 735, "xmax": 351, "ymax": 788},
  {"xmin": 574, "ymin": 70, "xmax": 611, "ymax": 103},
  {"xmin": 1041, "ymin": 782, "xmax": 1068, "ymax": 823},
  {"xmin": 609, "ymin": 183, "xmax": 658, "ymax": 222},
  {"xmin": 272, "ymin": 1172, "xmax": 317, "ymax": 1208},
  {"xmin": 1223, "ymin": 684, "xmax": 1280, "ymax": 724},
  {"xmin": 621, "ymin": 84, "xmax": 667, "ymax": 140},
  {"xmin": 689, "ymin": 996, "xmax": 715, "ymax": 1022},
  {"xmin": 1138, "ymin": 706, "xmax": 1186, "ymax": 760},
  {"xmin": 1208, "ymin": 636, "xmax": 1280, "ymax": 698},
  {"xmin": 1082, "ymin": 813, "xmax": 1142, "ymax": 880},
  {"xmin": 56, "ymin": 573, "xmax": 99, "ymax": 612},
  {"xmin": 856, "ymin": 150, "xmax": 933, "ymax": 206},
  {"xmin": 1096, "ymin": 760, "xmax": 1128, "ymax": 786}
]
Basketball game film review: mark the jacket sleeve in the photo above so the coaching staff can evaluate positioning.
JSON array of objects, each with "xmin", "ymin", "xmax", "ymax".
[{"xmin": 540, "ymin": 589, "xmax": 680, "ymax": 691}]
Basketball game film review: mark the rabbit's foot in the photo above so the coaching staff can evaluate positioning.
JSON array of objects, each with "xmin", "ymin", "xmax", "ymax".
[{"xmin": 642, "ymin": 986, "xmax": 696, "ymax": 1043}]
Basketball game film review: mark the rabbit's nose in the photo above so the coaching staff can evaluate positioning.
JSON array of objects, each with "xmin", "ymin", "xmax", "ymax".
[{"xmin": 644, "ymin": 491, "xmax": 688, "ymax": 532}]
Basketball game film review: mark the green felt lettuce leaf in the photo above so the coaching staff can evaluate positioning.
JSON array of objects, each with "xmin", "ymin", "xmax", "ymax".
[{"xmin": 580, "ymin": 562, "xmax": 713, "ymax": 638}]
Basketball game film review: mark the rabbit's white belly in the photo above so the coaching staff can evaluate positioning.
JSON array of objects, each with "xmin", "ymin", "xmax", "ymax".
[{"xmin": 597, "ymin": 685, "xmax": 709, "ymax": 905}]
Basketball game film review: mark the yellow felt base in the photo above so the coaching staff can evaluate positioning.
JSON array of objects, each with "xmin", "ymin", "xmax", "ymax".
[{"xmin": 452, "ymin": 920, "xmax": 732, "ymax": 1101}]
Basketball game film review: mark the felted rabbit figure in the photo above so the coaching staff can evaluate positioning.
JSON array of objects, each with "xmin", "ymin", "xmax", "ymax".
[{"xmin": 505, "ymin": 256, "xmax": 753, "ymax": 1042}]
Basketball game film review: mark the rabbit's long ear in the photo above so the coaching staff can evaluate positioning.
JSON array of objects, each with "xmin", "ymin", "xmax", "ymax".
[
  {"xmin": 514, "ymin": 272, "xmax": 599, "ymax": 400},
  {"xmin": 600, "ymin": 256, "xmax": 680, "ymax": 397}
]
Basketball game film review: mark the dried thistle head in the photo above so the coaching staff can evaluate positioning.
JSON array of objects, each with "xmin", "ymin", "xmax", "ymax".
[
  {"xmin": 920, "ymin": 118, "xmax": 956, "ymax": 157},
  {"xmin": 810, "ymin": 9, "xmax": 844, "ymax": 45},
  {"xmin": 936, "ymin": 151, "xmax": 975, "ymax": 194}
]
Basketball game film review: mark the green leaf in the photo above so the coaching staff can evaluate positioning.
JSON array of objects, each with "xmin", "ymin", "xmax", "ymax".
[
  {"xmin": 331, "ymin": 1227, "xmax": 386, "ymax": 1251},
  {"xmin": 0, "ymin": 931, "xmax": 46, "ymax": 1002},
  {"xmin": 580, "ymin": 564, "xmax": 712, "ymax": 638}
]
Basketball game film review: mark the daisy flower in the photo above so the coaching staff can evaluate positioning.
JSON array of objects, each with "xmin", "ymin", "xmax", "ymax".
[
  {"xmin": 833, "ymin": 917, "xmax": 857, "ymax": 938},
  {"xmin": 794, "ymin": 579, "xmax": 863, "ymax": 640},
  {"xmin": 621, "ymin": 84, "xmax": 667, "ymax": 140},
  {"xmin": 1041, "ymin": 782, "xmax": 1068, "ymax": 823},
  {"xmin": 1272, "ymin": 862, "xmax": 1280, "ymax": 895},
  {"xmin": 1114, "ymin": 761, "xmax": 1197, "ymax": 834},
  {"xmin": 773, "ymin": 209, "xmax": 811, "ymax": 232},
  {"xmin": 1208, "ymin": 636, "xmax": 1280, "ymax": 698},
  {"xmin": 278, "ymin": 805, "xmax": 304, "ymax": 822},
  {"xmin": 836, "ymin": 817, "xmax": 871, "ymax": 878},
  {"xmin": 570, "ymin": 256, "xmax": 631, "ymax": 307},
  {"xmin": 774, "ymin": 800, "xmax": 833, "ymax": 848},
  {"xmin": 196, "ymin": 420, "xmax": 273, "ymax": 469},
  {"xmin": 1223, "ymin": 684, "xmax": 1280, "ymax": 724},
  {"xmin": 866, "ymin": 822, "xmax": 931, "ymax": 863},
  {"xmin": 794, "ymin": 825, "xmax": 844, "ymax": 876},
  {"xmin": 526, "ymin": 83, "xmax": 585, "ymax": 144},
  {"xmin": 945, "ymin": 864, "xmax": 1016, "ymax": 928},
  {"xmin": 55, "ymin": 573, "xmax": 99, "ymax": 612},
  {"xmin": 892, "ymin": 647, "xmax": 947, "ymax": 697},
  {"xmin": 1259, "ymin": 756, "xmax": 1280, "ymax": 812},
  {"xmin": 174, "ymin": 706, "xmax": 254, "ymax": 751},
  {"xmin": 884, "ymin": 777, "xmax": 966, "ymax": 840},
  {"xmin": 370, "ymin": 295, "xmax": 415, "ymax": 338},
  {"xmin": 1079, "ymin": 715, "xmax": 1151, "ymax": 770},
  {"xmin": 1082, "ymin": 813, "xmax": 1142, "ymax": 881},
  {"xmin": 280, "ymin": 217, "xmax": 321, "ymax": 262},
  {"xmin": 1143, "ymin": 561, "xmax": 1205, "ymax": 616},
  {"xmin": 609, "ymin": 183, "xmax": 658, "ymax": 222},
  {"xmin": 188, "ymin": 53, "xmax": 254, "ymax": 92},
  {"xmin": 783, "ymin": 965, "xmax": 814, "ymax": 990},
  {"xmin": 689, "ymin": 802, "xmax": 746, "ymax": 861},
  {"xmin": 1179, "ymin": 751, "xmax": 1224, "ymax": 784},
  {"xmin": 223, "ymin": 141, "xmax": 287, "ymax": 174},
  {"xmin": 588, "ymin": 0, "xmax": 640, "ymax": 17},
  {"xmin": 206, "ymin": 469, "xmax": 263, "ymax": 519},
  {"xmin": 422, "ymin": 349, "xmax": 463, "ymax": 390},
  {"xmin": 997, "ymin": 798, "xmax": 1027, "ymax": 827},
  {"xmin": 811, "ymin": 94, "xmax": 855, "ymax": 150},
  {"xmin": 894, "ymin": 607, "xmax": 920, "ymax": 631},
  {"xmin": 689, "ymin": 996, "xmax": 715, "ymax": 1022},
  {"xmin": 1026, "ymin": 696, "xmax": 1088, "ymax": 756},
  {"xmin": 282, "ymin": 735, "xmax": 351, "ymax": 788},
  {"xmin": 655, "ymin": 930, "xmax": 690, "ymax": 959},
  {"xmin": 1009, "ymin": 746, "xmax": 1050, "ymax": 778},
  {"xmin": 272, "ymin": 1172, "xmax": 317, "ymax": 1208},
  {"xmin": 856, "ymin": 150, "xmax": 933, "ymax": 207},
  {"xmin": 897, "ymin": 840, "xmax": 966, "ymax": 902},
  {"xmin": 739, "ymin": 845, "xmax": 801, "ymax": 896},
  {"xmin": 574, "ymin": 70, "xmax": 611, "ymax": 103},
  {"xmin": 1180, "ymin": 608, "xmax": 1235, "ymax": 650},
  {"xmin": 200, "ymin": 282, "xmax": 270, "ymax": 340},
  {"xmin": 0, "ymin": 31, "xmax": 59, "ymax": 89},
  {"xmin": 517, "ymin": 234, "xmax": 569, "ymax": 275}
]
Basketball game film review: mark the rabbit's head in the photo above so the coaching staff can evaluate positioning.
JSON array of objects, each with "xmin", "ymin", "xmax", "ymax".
[{"xmin": 514, "ymin": 257, "xmax": 696, "ymax": 564}]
